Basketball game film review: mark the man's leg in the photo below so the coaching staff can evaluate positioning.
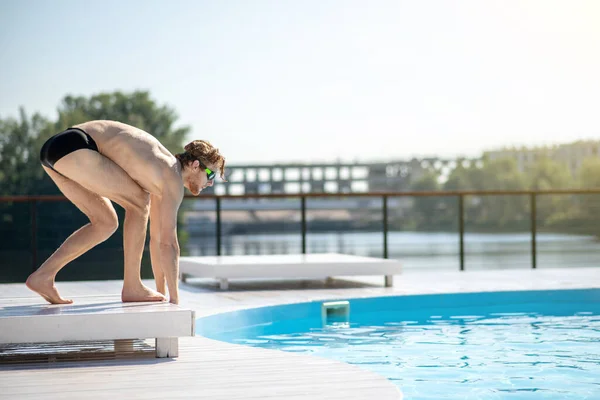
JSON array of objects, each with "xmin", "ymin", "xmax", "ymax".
[
  {"xmin": 26, "ymin": 166, "xmax": 119, "ymax": 304},
  {"xmin": 51, "ymin": 149, "xmax": 165, "ymax": 302}
]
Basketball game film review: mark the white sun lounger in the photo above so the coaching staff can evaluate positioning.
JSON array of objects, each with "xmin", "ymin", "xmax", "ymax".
[
  {"xmin": 179, "ymin": 253, "xmax": 402, "ymax": 290},
  {"xmin": 0, "ymin": 296, "xmax": 195, "ymax": 358}
]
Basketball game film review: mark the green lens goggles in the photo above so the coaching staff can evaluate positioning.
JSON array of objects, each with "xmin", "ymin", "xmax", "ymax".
[
  {"xmin": 199, "ymin": 160, "xmax": 216, "ymax": 181},
  {"xmin": 205, "ymin": 168, "xmax": 216, "ymax": 181}
]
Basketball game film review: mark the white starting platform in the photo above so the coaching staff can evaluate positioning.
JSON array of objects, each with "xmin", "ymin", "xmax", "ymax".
[
  {"xmin": 179, "ymin": 253, "xmax": 402, "ymax": 290},
  {"xmin": 0, "ymin": 296, "xmax": 195, "ymax": 359}
]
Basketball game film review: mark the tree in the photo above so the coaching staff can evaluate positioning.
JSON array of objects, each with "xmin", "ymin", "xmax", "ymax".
[
  {"xmin": 560, "ymin": 158, "xmax": 600, "ymax": 236},
  {"xmin": 478, "ymin": 158, "xmax": 528, "ymax": 229},
  {"xmin": 409, "ymin": 171, "xmax": 449, "ymax": 230},
  {"xmin": 443, "ymin": 163, "xmax": 472, "ymax": 191},
  {"xmin": 526, "ymin": 157, "xmax": 572, "ymax": 231},
  {"xmin": 443, "ymin": 157, "xmax": 528, "ymax": 231},
  {"xmin": 579, "ymin": 158, "xmax": 600, "ymax": 189},
  {"xmin": 527, "ymin": 157, "xmax": 572, "ymax": 190},
  {"xmin": 0, "ymin": 108, "xmax": 52, "ymax": 195}
]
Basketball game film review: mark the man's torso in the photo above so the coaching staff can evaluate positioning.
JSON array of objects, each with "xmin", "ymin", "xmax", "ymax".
[{"xmin": 74, "ymin": 120, "xmax": 177, "ymax": 196}]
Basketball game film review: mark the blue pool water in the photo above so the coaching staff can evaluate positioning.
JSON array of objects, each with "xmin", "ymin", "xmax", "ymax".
[{"xmin": 197, "ymin": 289, "xmax": 600, "ymax": 399}]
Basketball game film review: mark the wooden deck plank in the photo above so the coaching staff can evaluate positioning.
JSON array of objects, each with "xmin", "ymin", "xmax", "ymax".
[{"xmin": 0, "ymin": 336, "xmax": 401, "ymax": 400}]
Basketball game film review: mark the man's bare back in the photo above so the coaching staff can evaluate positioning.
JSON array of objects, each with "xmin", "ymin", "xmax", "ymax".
[
  {"xmin": 75, "ymin": 120, "xmax": 177, "ymax": 196},
  {"xmin": 26, "ymin": 120, "xmax": 226, "ymax": 305}
]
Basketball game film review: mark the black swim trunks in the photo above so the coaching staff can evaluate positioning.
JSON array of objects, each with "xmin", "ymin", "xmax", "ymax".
[{"xmin": 40, "ymin": 127, "xmax": 99, "ymax": 171}]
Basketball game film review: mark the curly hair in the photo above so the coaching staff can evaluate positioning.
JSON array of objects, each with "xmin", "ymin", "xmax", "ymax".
[{"xmin": 175, "ymin": 140, "xmax": 227, "ymax": 181}]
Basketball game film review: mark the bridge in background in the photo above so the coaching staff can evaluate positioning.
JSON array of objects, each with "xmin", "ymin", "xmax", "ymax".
[{"xmin": 206, "ymin": 157, "xmax": 480, "ymax": 196}]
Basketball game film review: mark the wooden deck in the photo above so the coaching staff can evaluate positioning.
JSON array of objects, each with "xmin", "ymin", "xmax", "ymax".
[
  {"xmin": 0, "ymin": 335, "xmax": 401, "ymax": 399},
  {"xmin": 2, "ymin": 266, "xmax": 599, "ymax": 399}
]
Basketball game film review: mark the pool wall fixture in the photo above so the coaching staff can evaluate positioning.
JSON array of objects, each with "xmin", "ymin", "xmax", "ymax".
[{"xmin": 321, "ymin": 300, "xmax": 350, "ymax": 326}]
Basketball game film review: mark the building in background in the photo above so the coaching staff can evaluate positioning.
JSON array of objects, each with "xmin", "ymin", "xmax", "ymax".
[{"xmin": 485, "ymin": 140, "xmax": 600, "ymax": 177}]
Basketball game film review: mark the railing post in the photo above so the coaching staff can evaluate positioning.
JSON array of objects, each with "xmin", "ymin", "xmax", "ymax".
[
  {"xmin": 383, "ymin": 195, "xmax": 388, "ymax": 259},
  {"xmin": 459, "ymin": 194, "xmax": 465, "ymax": 271},
  {"xmin": 531, "ymin": 193, "xmax": 537, "ymax": 269},
  {"xmin": 215, "ymin": 197, "xmax": 222, "ymax": 256},
  {"xmin": 301, "ymin": 196, "xmax": 307, "ymax": 254},
  {"xmin": 31, "ymin": 200, "xmax": 37, "ymax": 272}
]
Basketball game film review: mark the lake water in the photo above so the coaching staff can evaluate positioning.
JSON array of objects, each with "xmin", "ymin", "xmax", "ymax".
[{"xmin": 186, "ymin": 231, "xmax": 600, "ymax": 270}]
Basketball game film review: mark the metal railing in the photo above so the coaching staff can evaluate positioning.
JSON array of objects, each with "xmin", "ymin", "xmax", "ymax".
[{"xmin": 3, "ymin": 188, "xmax": 600, "ymax": 272}]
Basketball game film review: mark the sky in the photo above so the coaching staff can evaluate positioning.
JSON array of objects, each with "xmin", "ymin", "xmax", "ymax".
[{"xmin": 1, "ymin": 0, "xmax": 599, "ymax": 164}]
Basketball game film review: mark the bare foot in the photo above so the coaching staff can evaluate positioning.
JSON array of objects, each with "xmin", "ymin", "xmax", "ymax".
[
  {"xmin": 26, "ymin": 272, "xmax": 73, "ymax": 304},
  {"xmin": 122, "ymin": 283, "xmax": 166, "ymax": 302}
]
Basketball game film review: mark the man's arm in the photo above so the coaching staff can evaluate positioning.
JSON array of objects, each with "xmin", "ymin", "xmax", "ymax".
[
  {"xmin": 156, "ymin": 186, "xmax": 183, "ymax": 304},
  {"xmin": 149, "ymin": 194, "xmax": 166, "ymax": 295}
]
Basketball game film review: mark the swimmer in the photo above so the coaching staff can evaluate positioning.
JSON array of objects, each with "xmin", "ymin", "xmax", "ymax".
[{"xmin": 26, "ymin": 120, "xmax": 226, "ymax": 305}]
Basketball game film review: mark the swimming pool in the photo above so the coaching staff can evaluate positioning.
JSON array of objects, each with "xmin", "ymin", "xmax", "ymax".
[{"xmin": 197, "ymin": 289, "xmax": 600, "ymax": 399}]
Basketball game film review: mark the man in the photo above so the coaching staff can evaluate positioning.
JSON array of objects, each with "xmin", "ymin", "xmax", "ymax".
[{"xmin": 26, "ymin": 120, "xmax": 226, "ymax": 305}]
